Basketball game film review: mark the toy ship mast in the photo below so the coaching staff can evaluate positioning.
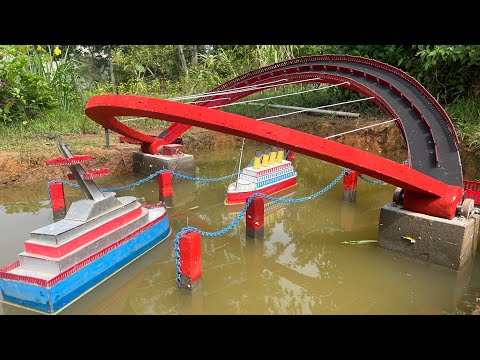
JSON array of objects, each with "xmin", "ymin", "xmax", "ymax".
[{"xmin": 46, "ymin": 143, "xmax": 109, "ymax": 201}]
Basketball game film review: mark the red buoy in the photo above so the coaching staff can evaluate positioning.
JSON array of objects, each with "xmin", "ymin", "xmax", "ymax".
[
  {"xmin": 179, "ymin": 231, "xmax": 202, "ymax": 290},
  {"xmin": 246, "ymin": 196, "xmax": 265, "ymax": 239},
  {"xmin": 48, "ymin": 182, "xmax": 66, "ymax": 221},
  {"xmin": 343, "ymin": 170, "xmax": 358, "ymax": 202},
  {"xmin": 158, "ymin": 172, "xmax": 173, "ymax": 204}
]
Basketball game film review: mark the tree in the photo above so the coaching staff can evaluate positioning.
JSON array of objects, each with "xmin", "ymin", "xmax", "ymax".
[
  {"xmin": 190, "ymin": 45, "xmax": 198, "ymax": 67},
  {"xmin": 176, "ymin": 45, "xmax": 188, "ymax": 78},
  {"xmin": 108, "ymin": 45, "xmax": 117, "ymax": 93}
]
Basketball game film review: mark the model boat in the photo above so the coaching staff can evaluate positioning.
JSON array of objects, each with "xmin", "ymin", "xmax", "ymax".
[
  {"xmin": 226, "ymin": 147, "xmax": 297, "ymax": 205},
  {"xmin": 0, "ymin": 144, "xmax": 170, "ymax": 314}
]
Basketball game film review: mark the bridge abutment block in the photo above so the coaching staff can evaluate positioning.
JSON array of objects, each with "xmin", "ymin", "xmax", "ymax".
[
  {"xmin": 473, "ymin": 214, "xmax": 480, "ymax": 253},
  {"xmin": 132, "ymin": 150, "xmax": 195, "ymax": 181},
  {"xmin": 378, "ymin": 204, "xmax": 478, "ymax": 270}
]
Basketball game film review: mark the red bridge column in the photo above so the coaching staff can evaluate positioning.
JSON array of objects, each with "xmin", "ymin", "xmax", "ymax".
[
  {"xmin": 178, "ymin": 231, "xmax": 202, "ymax": 290},
  {"xmin": 158, "ymin": 172, "xmax": 173, "ymax": 206},
  {"xmin": 246, "ymin": 197, "xmax": 265, "ymax": 239},
  {"xmin": 343, "ymin": 170, "xmax": 358, "ymax": 202},
  {"xmin": 49, "ymin": 182, "xmax": 66, "ymax": 221}
]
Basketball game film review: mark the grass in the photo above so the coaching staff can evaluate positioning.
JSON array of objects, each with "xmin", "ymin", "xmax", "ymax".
[
  {"xmin": 2, "ymin": 87, "xmax": 480, "ymax": 151},
  {"xmin": 446, "ymin": 98, "xmax": 480, "ymax": 149},
  {"xmin": 0, "ymin": 105, "xmax": 101, "ymax": 150}
]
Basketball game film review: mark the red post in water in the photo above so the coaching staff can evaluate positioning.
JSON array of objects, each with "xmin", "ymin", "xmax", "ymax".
[
  {"xmin": 179, "ymin": 231, "xmax": 202, "ymax": 290},
  {"xmin": 342, "ymin": 170, "xmax": 358, "ymax": 202},
  {"xmin": 158, "ymin": 171, "xmax": 173, "ymax": 205},
  {"xmin": 246, "ymin": 197, "xmax": 265, "ymax": 239},
  {"xmin": 49, "ymin": 182, "xmax": 66, "ymax": 221},
  {"xmin": 286, "ymin": 151, "xmax": 295, "ymax": 161}
]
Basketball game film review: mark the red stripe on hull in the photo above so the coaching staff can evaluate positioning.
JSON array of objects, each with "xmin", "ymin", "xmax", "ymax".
[
  {"xmin": 226, "ymin": 177, "xmax": 297, "ymax": 205},
  {"xmin": 24, "ymin": 207, "xmax": 143, "ymax": 258},
  {"xmin": 0, "ymin": 208, "xmax": 168, "ymax": 287}
]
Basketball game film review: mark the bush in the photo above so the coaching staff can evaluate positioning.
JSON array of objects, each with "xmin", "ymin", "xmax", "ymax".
[
  {"xmin": 327, "ymin": 45, "xmax": 480, "ymax": 104},
  {"xmin": 0, "ymin": 46, "xmax": 56, "ymax": 124}
]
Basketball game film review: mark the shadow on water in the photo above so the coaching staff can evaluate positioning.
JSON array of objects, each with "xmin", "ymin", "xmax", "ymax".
[{"xmin": 0, "ymin": 141, "xmax": 478, "ymax": 314}]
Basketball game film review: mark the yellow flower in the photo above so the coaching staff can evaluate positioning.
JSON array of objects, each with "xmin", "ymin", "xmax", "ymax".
[
  {"xmin": 54, "ymin": 46, "xmax": 62, "ymax": 56},
  {"xmin": 37, "ymin": 45, "xmax": 45, "ymax": 52},
  {"xmin": 22, "ymin": 121, "xmax": 28, "ymax": 126}
]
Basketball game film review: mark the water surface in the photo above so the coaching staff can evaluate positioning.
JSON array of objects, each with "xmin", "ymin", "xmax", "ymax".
[{"xmin": 0, "ymin": 142, "xmax": 479, "ymax": 314}]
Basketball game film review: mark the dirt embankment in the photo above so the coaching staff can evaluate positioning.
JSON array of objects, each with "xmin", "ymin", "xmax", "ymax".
[{"xmin": 0, "ymin": 114, "xmax": 479, "ymax": 186}]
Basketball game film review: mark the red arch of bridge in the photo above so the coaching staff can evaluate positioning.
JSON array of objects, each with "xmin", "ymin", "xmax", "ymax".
[
  {"xmin": 85, "ymin": 94, "xmax": 463, "ymax": 220},
  {"xmin": 99, "ymin": 55, "xmax": 464, "ymax": 190}
]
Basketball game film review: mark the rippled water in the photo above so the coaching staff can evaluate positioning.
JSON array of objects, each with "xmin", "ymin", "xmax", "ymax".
[{"xmin": 0, "ymin": 141, "xmax": 479, "ymax": 315}]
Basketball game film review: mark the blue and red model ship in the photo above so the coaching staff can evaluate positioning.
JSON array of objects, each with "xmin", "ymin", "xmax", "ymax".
[
  {"xmin": 0, "ymin": 144, "xmax": 170, "ymax": 314},
  {"xmin": 226, "ymin": 147, "xmax": 297, "ymax": 205}
]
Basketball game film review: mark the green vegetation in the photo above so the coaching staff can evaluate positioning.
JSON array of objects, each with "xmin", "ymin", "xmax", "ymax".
[
  {"xmin": 1, "ymin": 45, "xmax": 480, "ymax": 148},
  {"xmin": 446, "ymin": 98, "xmax": 480, "ymax": 148}
]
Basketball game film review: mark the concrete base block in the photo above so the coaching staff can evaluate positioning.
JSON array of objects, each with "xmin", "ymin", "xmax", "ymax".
[
  {"xmin": 473, "ymin": 214, "xmax": 480, "ymax": 253},
  {"xmin": 132, "ymin": 151, "xmax": 195, "ymax": 181},
  {"xmin": 378, "ymin": 204, "xmax": 478, "ymax": 270}
]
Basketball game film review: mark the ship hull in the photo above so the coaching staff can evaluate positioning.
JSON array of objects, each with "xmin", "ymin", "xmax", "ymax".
[
  {"xmin": 0, "ymin": 212, "xmax": 170, "ymax": 314},
  {"xmin": 226, "ymin": 177, "xmax": 297, "ymax": 205}
]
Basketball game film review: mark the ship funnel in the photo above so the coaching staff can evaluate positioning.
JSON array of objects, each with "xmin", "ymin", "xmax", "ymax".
[
  {"xmin": 262, "ymin": 148, "xmax": 269, "ymax": 167},
  {"xmin": 276, "ymin": 148, "xmax": 284, "ymax": 163},
  {"xmin": 269, "ymin": 147, "xmax": 277, "ymax": 165},
  {"xmin": 254, "ymin": 150, "xmax": 262, "ymax": 169}
]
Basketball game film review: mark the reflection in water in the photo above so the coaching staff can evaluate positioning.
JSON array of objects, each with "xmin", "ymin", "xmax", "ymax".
[{"xmin": 0, "ymin": 141, "xmax": 478, "ymax": 314}]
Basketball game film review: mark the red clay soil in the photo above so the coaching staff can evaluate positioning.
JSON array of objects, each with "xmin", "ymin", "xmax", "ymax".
[{"xmin": 0, "ymin": 115, "xmax": 479, "ymax": 187}]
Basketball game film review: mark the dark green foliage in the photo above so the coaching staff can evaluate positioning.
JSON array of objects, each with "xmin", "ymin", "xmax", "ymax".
[
  {"xmin": 327, "ymin": 45, "xmax": 480, "ymax": 104},
  {"xmin": 0, "ymin": 46, "xmax": 57, "ymax": 124},
  {"xmin": 1, "ymin": 44, "xmax": 480, "ymax": 147}
]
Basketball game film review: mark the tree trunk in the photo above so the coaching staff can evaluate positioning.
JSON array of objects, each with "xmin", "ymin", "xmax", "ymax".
[
  {"xmin": 190, "ymin": 45, "xmax": 198, "ymax": 67},
  {"xmin": 108, "ymin": 45, "xmax": 117, "ymax": 93},
  {"xmin": 176, "ymin": 45, "xmax": 188, "ymax": 78}
]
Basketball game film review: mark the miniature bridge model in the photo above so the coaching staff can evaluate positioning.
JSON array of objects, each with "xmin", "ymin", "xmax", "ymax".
[{"xmin": 84, "ymin": 55, "xmax": 467, "ymax": 220}]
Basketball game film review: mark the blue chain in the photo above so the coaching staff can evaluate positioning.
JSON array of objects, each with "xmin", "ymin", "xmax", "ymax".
[
  {"xmin": 46, "ymin": 169, "xmax": 238, "ymax": 208},
  {"xmin": 174, "ymin": 168, "xmax": 348, "ymax": 286},
  {"xmin": 358, "ymin": 159, "xmax": 409, "ymax": 185},
  {"xmin": 358, "ymin": 174, "xmax": 384, "ymax": 184},
  {"xmin": 47, "ymin": 151, "xmax": 290, "ymax": 196},
  {"xmin": 47, "ymin": 169, "xmax": 238, "ymax": 193}
]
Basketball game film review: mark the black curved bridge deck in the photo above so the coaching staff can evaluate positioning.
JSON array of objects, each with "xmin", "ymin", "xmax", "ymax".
[{"xmin": 160, "ymin": 55, "xmax": 462, "ymax": 188}]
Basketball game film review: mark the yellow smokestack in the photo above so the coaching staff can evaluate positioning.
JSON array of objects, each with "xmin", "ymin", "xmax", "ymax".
[
  {"xmin": 276, "ymin": 148, "xmax": 284, "ymax": 163},
  {"xmin": 253, "ymin": 150, "xmax": 261, "ymax": 169},
  {"xmin": 269, "ymin": 147, "xmax": 277, "ymax": 165},
  {"xmin": 261, "ymin": 148, "xmax": 269, "ymax": 167}
]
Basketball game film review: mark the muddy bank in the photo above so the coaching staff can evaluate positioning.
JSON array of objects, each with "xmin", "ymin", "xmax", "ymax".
[{"xmin": 0, "ymin": 114, "xmax": 479, "ymax": 187}]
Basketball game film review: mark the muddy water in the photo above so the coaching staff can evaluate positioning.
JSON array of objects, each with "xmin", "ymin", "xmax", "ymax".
[{"xmin": 0, "ymin": 141, "xmax": 479, "ymax": 315}]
